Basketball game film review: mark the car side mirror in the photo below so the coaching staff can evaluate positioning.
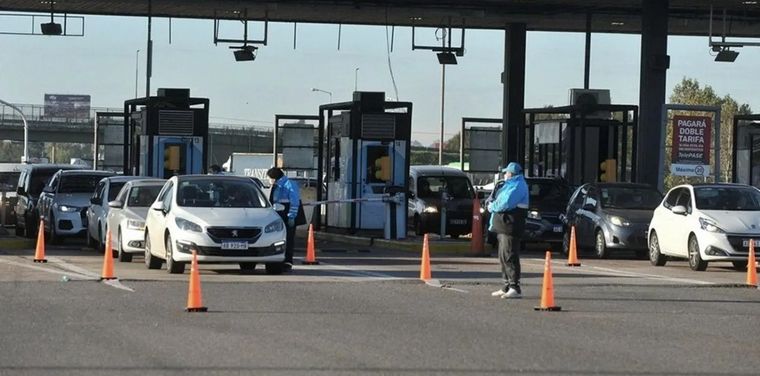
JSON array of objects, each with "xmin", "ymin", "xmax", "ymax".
[
  {"xmin": 273, "ymin": 203, "xmax": 285, "ymax": 212},
  {"xmin": 672, "ymin": 205, "xmax": 687, "ymax": 215},
  {"xmin": 108, "ymin": 200, "xmax": 123, "ymax": 209},
  {"xmin": 582, "ymin": 203, "xmax": 596, "ymax": 211},
  {"xmin": 150, "ymin": 201, "xmax": 165, "ymax": 212}
]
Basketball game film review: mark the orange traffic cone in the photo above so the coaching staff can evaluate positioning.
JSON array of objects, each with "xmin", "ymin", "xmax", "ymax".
[
  {"xmin": 534, "ymin": 251, "xmax": 561, "ymax": 311},
  {"xmin": 567, "ymin": 226, "xmax": 581, "ymax": 267},
  {"xmin": 420, "ymin": 234, "xmax": 432, "ymax": 281},
  {"xmin": 302, "ymin": 224, "xmax": 319, "ymax": 265},
  {"xmin": 100, "ymin": 230, "xmax": 116, "ymax": 280},
  {"xmin": 747, "ymin": 239, "xmax": 758, "ymax": 287},
  {"xmin": 33, "ymin": 219, "xmax": 47, "ymax": 263},
  {"xmin": 186, "ymin": 250, "xmax": 208, "ymax": 312}
]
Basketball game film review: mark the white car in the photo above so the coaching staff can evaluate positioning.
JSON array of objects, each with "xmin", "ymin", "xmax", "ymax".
[
  {"xmin": 648, "ymin": 183, "xmax": 760, "ymax": 271},
  {"xmin": 87, "ymin": 176, "xmax": 142, "ymax": 250},
  {"xmin": 144, "ymin": 175, "xmax": 287, "ymax": 274},
  {"xmin": 106, "ymin": 179, "xmax": 166, "ymax": 262}
]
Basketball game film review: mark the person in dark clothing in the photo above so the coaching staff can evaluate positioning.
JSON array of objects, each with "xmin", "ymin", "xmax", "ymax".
[
  {"xmin": 266, "ymin": 167, "xmax": 304, "ymax": 270},
  {"xmin": 488, "ymin": 162, "xmax": 529, "ymax": 299}
]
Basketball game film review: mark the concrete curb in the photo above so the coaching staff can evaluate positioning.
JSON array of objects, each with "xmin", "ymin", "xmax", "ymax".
[
  {"xmin": 0, "ymin": 238, "xmax": 35, "ymax": 250},
  {"xmin": 297, "ymin": 229, "xmax": 485, "ymax": 255}
]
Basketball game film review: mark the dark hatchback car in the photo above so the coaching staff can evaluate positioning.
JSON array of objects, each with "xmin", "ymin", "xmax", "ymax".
[
  {"xmin": 562, "ymin": 182, "xmax": 663, "ymax": 259},
  {"xmin": 485, "ymin": 177, "xmax": 572, "ymax": 248}
]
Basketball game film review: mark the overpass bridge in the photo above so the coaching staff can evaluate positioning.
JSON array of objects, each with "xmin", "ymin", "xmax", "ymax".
[{"xmin": 0, "ymin": 104, "xmax": 274, "ymax": 167}]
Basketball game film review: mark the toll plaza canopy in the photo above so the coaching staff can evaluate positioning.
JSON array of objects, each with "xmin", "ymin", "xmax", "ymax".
[{"xmin": 2, "ymin": 0, "xmax": 760, "ymax": 36}]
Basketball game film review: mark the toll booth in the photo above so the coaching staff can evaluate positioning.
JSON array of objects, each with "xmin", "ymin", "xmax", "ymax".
[
  {"xmin": 123, "ymin": 89, "xmax": 209, "ymax": 178},
  {"xmin": 523, "ymin": 104, "xmax": 639, "ymax": 185},
  {"xmin": 319, "ymin": 92, "xmax": 412, "ymax": 238},
  {"xmin": 732, "ymin": 115, "xmax": 760, "ymax": 187}
]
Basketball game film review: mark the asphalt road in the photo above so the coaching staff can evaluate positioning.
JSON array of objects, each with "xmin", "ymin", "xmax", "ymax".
[{"xmin": 1, "ymin": 237, "xmax": 759, "ymax": 376}]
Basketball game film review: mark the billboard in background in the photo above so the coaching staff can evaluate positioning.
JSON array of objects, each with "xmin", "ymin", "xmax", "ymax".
[
  {"xmin": 44, "ymin": 94, "xmax": 91, "ymax": 118},
  {"xmin": 670, "ymin": 115, "xmax": 712, "ymax": 177}
]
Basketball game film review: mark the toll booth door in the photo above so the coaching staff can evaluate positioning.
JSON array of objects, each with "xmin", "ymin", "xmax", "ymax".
[
  {"xmin": 357, "ymin": 142, "xmax": 392, "ymax": 230},
  {"xmin": 154, "ymin": 136, "xmax": 203, "ymax": 178}
]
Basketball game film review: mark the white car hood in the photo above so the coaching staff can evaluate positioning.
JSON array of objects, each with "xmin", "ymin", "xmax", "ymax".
[
  {"xmin": 125, "ymin": 207, "xmax": 150, "ymax": 221},
  {"xmin": 178, "ymin": 207, "xmax": 278, "ymax": 228},
  {"xmin": 701, "ymin": 210, "xmax": 760, "ymax": 233}
]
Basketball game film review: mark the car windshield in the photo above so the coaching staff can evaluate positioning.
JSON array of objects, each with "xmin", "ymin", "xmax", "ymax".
[
  {"xmin": 417, "ymin": 176, "xmax": 474, "ymax": 199},
  {"xmin": 528, "ymin": 181, "xmax": 570, "ymax": 206},
  {"xmin": 108, "ymin": 182, "xmax": 126, "ymax": 201},
  {"xmin": 177, "ymin": 179, "xmax": 269, "ymax": 208},
  {"xmin": 599, "ymin": 187, "xmax": 662, "ymax": 210},
  {"xmin": 58, "ymin": 175, "xmax": 103, "ymax": 194},
  {"xmin": 127, "ymin": 186, "xmax": 163, "ymax": 207},
  {"xmin": 0, "ymin": 171, "xmax": 20, "ymax": 192},
  {"xmin": 694, "ymin": 186, "xmax": 760, "ymax": 211}
]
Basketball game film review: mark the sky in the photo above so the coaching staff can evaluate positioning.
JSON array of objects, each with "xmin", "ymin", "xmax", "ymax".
[{"xmin": 1, "ymin": 13, "xmax": 760, "ymax": 145}]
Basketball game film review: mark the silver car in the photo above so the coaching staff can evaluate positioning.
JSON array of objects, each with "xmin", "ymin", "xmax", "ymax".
[
  {"xmin": 106, "ymin": 179, "xmax": 166, "ymax": 262},
  {"xmin": 86, "ymin": 175, "xmax": 143, "ymax": 250}
]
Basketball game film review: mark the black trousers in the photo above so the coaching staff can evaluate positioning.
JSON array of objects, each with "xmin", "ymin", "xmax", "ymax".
[
  {"xmin": 497, "ymin": 233, "xmax": 521, "ymax": 291},
  {"xmin": 285, "ymin": 222, "xmax": 296, "ymax": 264}
]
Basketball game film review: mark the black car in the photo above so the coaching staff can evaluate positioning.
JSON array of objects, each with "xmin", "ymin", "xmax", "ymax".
[
  {"xmin": 562, "ymin": 182, "xmax": 663, "ymax": 259},
  {"xmin": 485, "ymin": 177, "xmax": 572, "ymax": 248}
]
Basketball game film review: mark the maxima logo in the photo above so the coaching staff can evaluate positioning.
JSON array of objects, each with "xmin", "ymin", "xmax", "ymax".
[{"xmin": 670, "ymin": 164, "xmax": 710, "ymax": 177}]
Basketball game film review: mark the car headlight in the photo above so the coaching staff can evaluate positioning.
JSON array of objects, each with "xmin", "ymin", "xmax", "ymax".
[
  {"xmin": 609, "ymin": 216, "xmax": 631, "ymax": 227},
  {"xmin": 528, "ymin": 210, "xmax": 541, "ymax": 220},
  {"xmin": 265, "ymin": 219, "xmax": 284, "ymax": 233},
  {"xmin": 175, "ymin": 217, "xmax": 202, "ymax": 232},
  {"xmin": 127, "ymin": 219, "xmax": 145, "ymax": 230},
  {"xmin": 57, "ymin": 205, "xmax": 79, "ymax": 213},
  {"xmin": 424, "ymin": 206, "xmax": 438, "ymax": 213},
  {"xmin": 699, "ymin": 217, "xmax": 725, "ymax": 233}
]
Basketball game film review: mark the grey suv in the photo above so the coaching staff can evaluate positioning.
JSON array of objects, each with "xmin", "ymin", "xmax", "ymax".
[
  {"xmin": 38, "ymin": 170, "xmax": 115, "ymax": 243},
  {"xmin": 14, "ymin": 164, "xmax": 85, "ymax": 238}
]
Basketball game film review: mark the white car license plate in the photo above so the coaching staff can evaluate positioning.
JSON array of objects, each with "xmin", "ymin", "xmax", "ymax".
[
  {"xmin": 221, "ymin": 241, "xmax": 248, "ymax": 250},
  {"xmin": 553, "ymin": 226, "xmax": 563, "ymax": 233},
  {"xmin": 742, "ymin": 240, "xmax": 760, "ymax": 247}
]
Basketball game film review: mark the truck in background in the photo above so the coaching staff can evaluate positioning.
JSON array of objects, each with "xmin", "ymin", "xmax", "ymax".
[{"xmin": 222, "ymin": 153, "xmax": 274, "ymax": 180}]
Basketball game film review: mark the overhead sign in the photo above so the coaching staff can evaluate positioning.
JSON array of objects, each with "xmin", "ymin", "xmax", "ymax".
[
  {"xmin": 670, "ymin": 115, "xmax": 711, "ymax": 176},
  {"xmin": 44, "ymin": 94, "xmax": 91, "ymax": 118}
]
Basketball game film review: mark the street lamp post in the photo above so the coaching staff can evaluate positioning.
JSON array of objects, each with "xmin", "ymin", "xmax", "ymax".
[
  {"xmin": 135, "ymin": 49, "xmax": 140, "ymax": 98},
  {"xmin": 311, "ymin": 88, "xmax": 333, "ymax": 103},
  {"xmin": 0, "ymin": 98, "xmax": 29, "ymax": 163},
  {"xmin": 354, "ymin": 68, "xmax": 359, "ymax": 92}
]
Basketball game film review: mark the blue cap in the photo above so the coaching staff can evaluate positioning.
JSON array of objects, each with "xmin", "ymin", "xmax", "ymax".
[{"xmin": 501, "ymin": 162, "xmax": 522, "ymax": 175}]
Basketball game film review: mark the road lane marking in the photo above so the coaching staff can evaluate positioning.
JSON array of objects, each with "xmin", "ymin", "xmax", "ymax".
[
  {"xmin": 0, "ymin": 258, "xmax": 96, "ymax": 280},
  {"xmin": 521, "ymin": 259, "xmax": 714, "ymax": 286}
]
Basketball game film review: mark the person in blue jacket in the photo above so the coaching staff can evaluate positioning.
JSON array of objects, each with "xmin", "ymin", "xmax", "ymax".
[
  {"xmin": 267, "ymin": 167, "xmax": 304, "ymax": 270},
  {"xmin": 488, "ymin": 162, "xmax": 529, "ymax": 299}
]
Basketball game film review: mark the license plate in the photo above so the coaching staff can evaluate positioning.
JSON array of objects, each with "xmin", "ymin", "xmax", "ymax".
[
  {"xmin": 221, "ymin": 241, "xmax": 248, "ymax": 250},
  {"xmin": 742, "ymin": 240, "xmax": 760, "ymax": 247},
  {"xmin": 450, "ymin": 219, "xmax": 467, "ymax": 225},
  {"xmin": 553, "ymin": 226, "xmax": 563, "ymax": 233}
]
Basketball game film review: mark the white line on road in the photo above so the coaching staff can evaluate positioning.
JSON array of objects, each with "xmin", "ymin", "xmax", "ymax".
[
  {"xmin": 521, "ymin": 259, "xmax": 714, "ymax": 285},
  {"xmin": 0, "ymin": 258, "xmax": 96, "ymax": 280},
  {"xmin": 0, "ymin": 256, "xmax": 135, "ymax": 291}
]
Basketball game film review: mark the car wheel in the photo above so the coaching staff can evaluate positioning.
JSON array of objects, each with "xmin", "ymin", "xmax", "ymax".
[
  {"xmin": 165, "ymin": 234, "xmax": 185, "ymax": 274},
  {"xmin": 594, "ymin": 229, "xmax": 609, "ymax": 259},
  {"xmin": 265, "ymin": 262, "xmax": 285, "ymax": 275},
  {"xmin": 144, "ymin": 232, "xmax": 161, "ymax": 270},
  {"xmin": 688, "ymin": 235, "xmax": 708, "ymax": 271},
  {"xmin": 732, "ymin": 260, "xmax": 748, "ymax": 272},
  {"xmin": 239, "ymin": 262, "xmax": 257, "ymax": 273},
  {"xmin": 117, "ymin": 229, "xmax": 133, "ymax": 263},
  {"xmin": 46, "ymin": 215, "xmax": 60, "ymax": 245},
  {"xmin": 561, "ymin": 231, "xmax": 570, "ymax": 256},
  {"xmin": 649, "ymin": 231, "xmax": 667, "ymax": 266}
]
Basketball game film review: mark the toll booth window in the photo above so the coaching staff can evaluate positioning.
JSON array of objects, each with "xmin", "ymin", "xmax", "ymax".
[
  {"xmin": 58, "ymin": 175, "xmax": 104, "ymax": 194},
  {"xmin": 417, "ymin": 177, "xmax": 474, "ymax": 199},
  {"xmin": 164, "ymin": 144, "xmax": 187, "ymax": 178},
  {"xmin": 366, "ymin": 146, "xmax": 391, "ymax": 183}
]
